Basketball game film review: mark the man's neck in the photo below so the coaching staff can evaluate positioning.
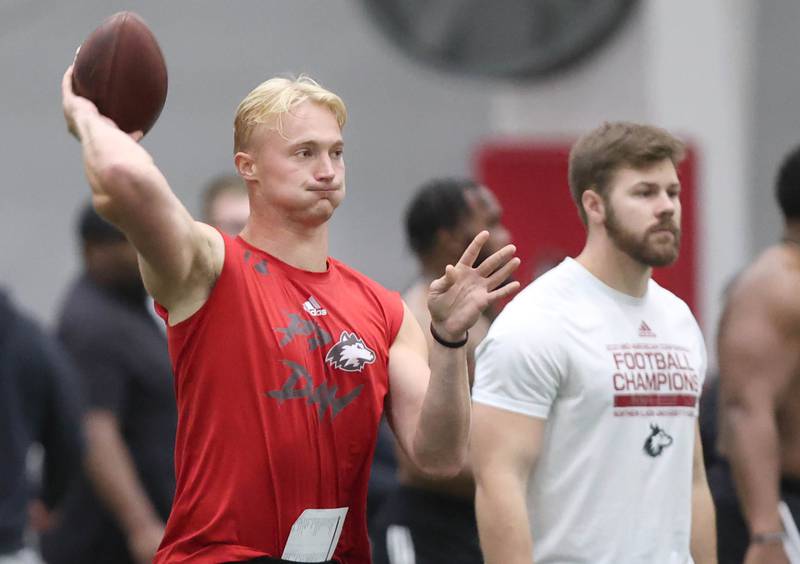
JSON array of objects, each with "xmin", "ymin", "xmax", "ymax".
[
  {"xmin": 240, "ymin": 217, "xmax": 329, "ymax": 272},
  {"xmin": 576, "ymin": 235, "xmax": 651, "ymax": 298}
]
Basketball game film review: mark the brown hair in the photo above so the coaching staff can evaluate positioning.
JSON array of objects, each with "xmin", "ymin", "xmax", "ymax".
[{"xmin": 568, "ymin": 122, "xmax": 686, "ymax": 224}]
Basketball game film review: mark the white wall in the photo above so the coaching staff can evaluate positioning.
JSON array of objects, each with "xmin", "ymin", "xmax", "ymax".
[
  {"xmin": 646, "ymin": 0, "xmax": 755, "ymax": 364},
  {"xmin": 490, "ymin": 4, "xmax": 649, "ymax": 136},
  {"xmin": 750, "ymin": 0, "xmax": 800, "ymax": 252}
]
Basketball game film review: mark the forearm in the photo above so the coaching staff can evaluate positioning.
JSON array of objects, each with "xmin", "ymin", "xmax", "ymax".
[
  {"xmin": 691, "ymin": 478, "xmax": 718, "ymax": 564},
  {"xmin": 726, "ymin": 407, "xmax": 783, "ymax": 533},
  {"xmin": 476, "ymin": 479, "xmax": 534, "ymax": 564},
  {"xmin": 73, "ymin": 110, "xmax": 165, "ymax": 225},
  {"xmin": 84, "ymin": 415, "xmax": 162, "ymax": 536},
  {"xmin": 63, "ymin": 65, "xmax": 187, "ymax": 257},
  {"xmin": 412, "ymin": 342, "xmax": 470, "ymax": 476},
  {"xmin": 71, "ymin": 107, "xmax": 203, "ymax": 298}
]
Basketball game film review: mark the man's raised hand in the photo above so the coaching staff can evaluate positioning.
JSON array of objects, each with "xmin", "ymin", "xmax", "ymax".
[{"xmin": 427, "ymin": 231, "xmax": 520, "ymax": 342}]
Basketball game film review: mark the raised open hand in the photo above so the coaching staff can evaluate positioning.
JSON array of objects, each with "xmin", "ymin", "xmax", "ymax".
[{"xmin": 427, "ymin": 231, "xmax": 520, "ymax": 341}]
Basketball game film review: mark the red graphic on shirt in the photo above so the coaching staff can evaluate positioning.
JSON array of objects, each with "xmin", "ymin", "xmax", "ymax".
[
  {"xmin": 607, "ymin": 343, "xmax": 700, "ymax": 417},
  {"xmin": 615, "ymin": 394, "xmax": 697, "ymax": 408}
]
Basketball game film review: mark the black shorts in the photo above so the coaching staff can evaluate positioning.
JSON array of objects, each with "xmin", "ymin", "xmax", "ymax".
[
  {"xmin": 370, "ymin": 485, "xmax": 482, "ymax": 564},
  {"xmin": 709, "ymin": 460, "xmax": 800, "ymax": 564}
]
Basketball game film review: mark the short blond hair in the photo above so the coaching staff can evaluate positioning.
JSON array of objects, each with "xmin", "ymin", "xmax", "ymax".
[{"xmin": 233, "ymin": 75, "xmax": 347, "ymax": 153}]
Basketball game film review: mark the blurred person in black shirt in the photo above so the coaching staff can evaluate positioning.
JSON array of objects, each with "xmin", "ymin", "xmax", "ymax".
[
  {"xmin": 0, "ymin": 290, "xmax": 83, "ymax": 564},
  {"xmin": 41, "ymin": 204, "xmax": 176, "ymax": 564}
]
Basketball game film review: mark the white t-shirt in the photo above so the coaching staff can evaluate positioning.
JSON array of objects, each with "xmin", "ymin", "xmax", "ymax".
[{"xmin": 473, "ymin": 258, "xmax": 706, "ymax": 564}]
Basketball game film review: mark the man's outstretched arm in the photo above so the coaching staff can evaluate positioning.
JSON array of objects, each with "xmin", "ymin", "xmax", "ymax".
[{"xmin": 61, "ymin": 65, "xmax": 221, "ymax": 319}]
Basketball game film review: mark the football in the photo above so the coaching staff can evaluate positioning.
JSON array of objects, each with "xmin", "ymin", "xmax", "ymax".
[{"xmin": 72, "ymin": 11, "xmax": 168, "ymax": 135}]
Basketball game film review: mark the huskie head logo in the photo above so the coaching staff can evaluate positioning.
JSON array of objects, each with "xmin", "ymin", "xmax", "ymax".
[
  {"xmin": 644, "ymin": 423, "xmax": 673, "ymax": 457},
  {"xmin": 325, "ymin": 331, "xmax": 376, "ymax": 372}
]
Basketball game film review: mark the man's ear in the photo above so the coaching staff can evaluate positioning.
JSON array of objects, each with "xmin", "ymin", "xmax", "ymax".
[
  {"xmin": 582, "ymin": 188, "xmax": 606, "ymax": 226},
  {"xmin": 235, "ymin": 152, "xmax": 257, "ymax": 180}
]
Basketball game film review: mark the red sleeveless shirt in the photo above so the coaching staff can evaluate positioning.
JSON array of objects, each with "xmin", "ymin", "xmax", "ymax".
[{"xmin": 154, "ymin": 233, "xmax": 404, "ymax": 563}]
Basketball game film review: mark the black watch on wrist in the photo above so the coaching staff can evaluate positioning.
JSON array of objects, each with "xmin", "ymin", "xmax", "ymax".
[{"xmin": 429, "ymin": 323, "xmax": 468, "ymax": 349}]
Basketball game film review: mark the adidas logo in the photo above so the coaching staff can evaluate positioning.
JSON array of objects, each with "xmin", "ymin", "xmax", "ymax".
[
  {"xmin": 639, "ymin": 321, "xmax": 656, "ymax": 338},
  {"xmin": 303, "ymin": 296, "xmax": 327, "ymax": 317}
]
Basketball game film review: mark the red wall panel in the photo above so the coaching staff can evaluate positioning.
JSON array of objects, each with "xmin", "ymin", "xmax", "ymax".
[{"xmin": 475, "ymin": 142, "xmax": 699, "ymax": 317}]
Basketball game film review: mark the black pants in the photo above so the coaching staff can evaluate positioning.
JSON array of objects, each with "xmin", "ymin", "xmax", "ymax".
[
  {"xmin": 370, "ymin": 485, "xmax": 483, "ymax": 564},
  {"xmin": 709, "ymin": 460, "xmax": 800, "ymax": 564}
]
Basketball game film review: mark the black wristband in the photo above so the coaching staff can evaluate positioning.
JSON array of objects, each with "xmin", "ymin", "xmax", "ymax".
[
  {"xmin": 430, "ymin": 323, "xmax": 468, "ymax": 348},
  {"xmin": 751, "ymin": 531, "xmax": 786, "ymax": 545}
]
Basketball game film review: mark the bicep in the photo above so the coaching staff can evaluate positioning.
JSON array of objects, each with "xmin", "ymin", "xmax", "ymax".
[
  {"xmin": 718, "ymin": 298, "xmax": 798, "ymax": 409},
  {"xmin": 471, "ymin": 402, "xmax": 543, "ymax": 485},
  {"xmin": 139, "ymin": 220, "xmax": 224, "ymax": 314},
  {"xmin": 385, "ymin": 303, "xmax": 429, "ymax": 459},
  {"xmin": 93, "ymin": 161, "xmax": 222, "ymax": 310}
]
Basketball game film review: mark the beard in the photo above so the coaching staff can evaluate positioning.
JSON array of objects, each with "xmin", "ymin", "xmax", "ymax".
[{"xmin": 604, "ymin": 204, "xmax": 681, "ymax": 267}]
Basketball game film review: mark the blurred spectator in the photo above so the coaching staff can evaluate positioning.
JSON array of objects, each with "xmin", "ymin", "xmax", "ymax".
[
  {"xmin": 202, "ymin": 174, "xmax": 249, "ymax": 235},
  {"xmin": 0, "ymin": 291, "xmax": 83, "ymax": 564},
  {"xmin": 370, "ymin": 178, "xmax": 510, "ymax": 564},
  {"xmin": 41, "ymin": 204, "xmax": 176, "ymax": 564},
  {"xmin": 715, "ymin": 144, "xmax": 800, "ymax": 564}
]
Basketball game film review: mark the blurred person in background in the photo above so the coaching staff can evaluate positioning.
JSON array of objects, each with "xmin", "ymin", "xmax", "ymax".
[
  {"xmin": 41, "ymin": 204, "xmax": 176, "ymax": 564},
  {"xmin": 715, "ymin": 143, "xmax": 800, "ymax": 564},
  {"xmin": 471, "ymin": 122, "xmax": 716, "ymax": 564},
  {"xmin": 202, "ymin": 174, "xmax": 250, "ymax": 235},
  {"xmin": 371, "ymin": 177, "xmax": 510, "ymax": 564},
  {"xmin": 0, "ymin": 291, "xmax": 83, "ymax": 564}
]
